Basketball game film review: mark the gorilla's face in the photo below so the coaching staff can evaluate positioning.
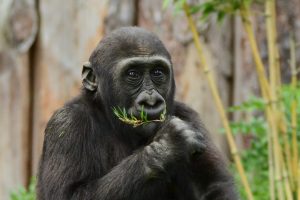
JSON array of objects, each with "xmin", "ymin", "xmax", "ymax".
[
  {"xmin": 86, "ymin": 27, "xmax": 175, "ymax": 135},
  {"xmin": 115, "ymin": 55, "xmax": 172, "ymax": 121}
]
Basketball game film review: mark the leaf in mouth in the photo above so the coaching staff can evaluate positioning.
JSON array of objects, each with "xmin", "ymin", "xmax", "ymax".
[{"xmin": 112, "ymin": 106, "xmax": 166, "ymax": 127}]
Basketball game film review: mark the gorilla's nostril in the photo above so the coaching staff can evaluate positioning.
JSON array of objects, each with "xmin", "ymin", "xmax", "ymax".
[{"xmin": 139, "ymin": 98, "xmax": 163, "ymax": 108}]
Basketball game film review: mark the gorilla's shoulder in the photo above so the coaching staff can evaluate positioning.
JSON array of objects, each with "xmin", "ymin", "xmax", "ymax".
[
  {"xmin": 44, "ymin": 96, "xmax": 100, "ymax": 138},
  {"xmin": 51, "ymin": 96, "xmax": 90, "ymax": 120},
  {"xmin": 173, "ymin": 101, "xmax": 199, "ymax": 119},
  {"xmin": 173, "ymin": 101, "xmax": 208, "ymax": 132}
]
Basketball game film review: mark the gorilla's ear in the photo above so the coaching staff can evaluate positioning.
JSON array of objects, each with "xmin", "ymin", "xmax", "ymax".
[{"xmin": 81, "ymin": 61, "xmax": 97, "ymax": 91}]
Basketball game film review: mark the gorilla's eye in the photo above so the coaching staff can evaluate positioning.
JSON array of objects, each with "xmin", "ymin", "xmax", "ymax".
[
  {"xmin": 151, "ymin": 68, "xmax": 164, "ymax": 77},
  {"xmin": 127, "ymin": 69, "xmax": 141, "ymax": 80}
]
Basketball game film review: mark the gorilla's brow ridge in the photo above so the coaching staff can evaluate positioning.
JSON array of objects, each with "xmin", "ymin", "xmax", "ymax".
[
  {"xmin": 113, "ymin": 55, "xmax": 172, "ymax": 82},
  {"xmin": 117, "ymin": 55, "xmax": 171, "ymax": 69}
]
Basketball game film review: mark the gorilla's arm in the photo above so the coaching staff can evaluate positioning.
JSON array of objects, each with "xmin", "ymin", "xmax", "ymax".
[
  {"xmin": 173, "ymin": 102, "xmax": 238, "ymax": 199},
  {"xmin": 38, "ymin": 105, "xmax": 174, "ymax": 200}
]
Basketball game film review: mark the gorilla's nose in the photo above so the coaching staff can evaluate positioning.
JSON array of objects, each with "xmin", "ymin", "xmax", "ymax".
[{"xmin": 135, "ymin": 90, "xmax": 165, "ymax": 120}]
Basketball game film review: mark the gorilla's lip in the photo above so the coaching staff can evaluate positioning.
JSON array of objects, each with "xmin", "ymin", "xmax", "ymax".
[{"xmin": 131, "ymin": 104, "xmax": 166, "ymax": 121}]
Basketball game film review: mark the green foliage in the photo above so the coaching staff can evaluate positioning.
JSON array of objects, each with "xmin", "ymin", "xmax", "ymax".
[
  {"xmin": 163, "ymin": 0, "xmax": 263, "ymax": 23},
  {"xmin": 280, "ymin": 84, "xmax": 300, "ymax": 118},
  {"xmin": 229, "ymin": 107, "xmax": 269, "ymax": 199},
  {"xmin": 228, "ymin": 96, "xmax": 266, "ymax": 112},
  {"xmin": 162, "ymin": 0, "xmax": 186, "ymax": 14},
  {"xmin": 228, "ymin": 84, "xmax": 300, "ymax": 199},
  {"xmin": 237, "ymin": 120, "xmax": 269, "ymax": 199},
  {"xmin": 10, "ymin": 178, "xmax": 36, "ymax": 200},
  {"xmin": 163, "ymin": 0, "xmax": 299, "ymax": 198},
  {"xmin": 113, "ymin": 106, "xmax": 166, "ymax": 127}
]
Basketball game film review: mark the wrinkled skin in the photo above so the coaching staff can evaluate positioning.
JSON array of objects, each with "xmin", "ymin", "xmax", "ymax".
[{"xmin": 37, "ymin": 27, "xmax": 238, "ymax": 200}]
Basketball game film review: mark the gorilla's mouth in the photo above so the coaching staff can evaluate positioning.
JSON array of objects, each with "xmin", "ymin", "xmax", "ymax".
[
  {"xmin": 126, "ymin": 102, "xmax": 166, "ymax": 121},
  {"xmin": 113, "ymin": 89, "xmax": 167, "ymax": 127},
  {"xmin": 135, "ymin": 103, "xmax": 166, "ymax": 121},
  {"xmin": 113, "ymin": 104, "xmax": 167, "ymax": 127},
  {"xmin": 131, "ymin": 90, "xmax": 167, "ymax": 121}
]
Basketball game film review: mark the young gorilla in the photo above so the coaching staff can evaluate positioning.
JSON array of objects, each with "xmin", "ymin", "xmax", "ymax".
[{"xmin": 37, "ymin": 27, "xmax": 238, "ymax": 200}]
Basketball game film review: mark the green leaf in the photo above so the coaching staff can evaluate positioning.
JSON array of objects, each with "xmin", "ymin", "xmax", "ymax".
[
  {"xmin": 123, "ymin": 107, "xmax": 127, "ymax": 118},
  {"xmin": 10, "ymin": 177, "xmax": 36, "ymax": 200},
  {"xmin": 201, "ymin": 2, "xmax": 216, "ymax": 16},
  {"xmin": 174, "ymin": 0, "xmax": 185, "ymax": 13},
  {"xmin": 217, "ymin": 11, "xmax": 226, "ymax": 23},
  {"xmin": 112, "ymin": 106, "xmax": 166, "ymax": 127},
  {"xmin": 162, "ymin": 0, "xmax": 171, "ymax": 9},
  {"xmin": 228, "ymin": 96, "xmax": 266, "ymax": 112},
  {"xmin": 189, "ymin": 5, "xmax": 202, "ymax": 14}
]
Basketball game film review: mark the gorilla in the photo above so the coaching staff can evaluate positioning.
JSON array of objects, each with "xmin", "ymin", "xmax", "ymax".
[{"xmin": 37, "ymin": 27, "xmax": 238, "ymax": 200}]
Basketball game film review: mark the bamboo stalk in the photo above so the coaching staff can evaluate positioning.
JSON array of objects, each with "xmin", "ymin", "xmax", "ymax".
[
  {"xmin": 240, "ymin": 4, "xmax": 271, "ymax": 100},
  {"xmin": 265, "ymin": 1, "xmax": 277, "ymax": 198},
  {"xmin": 240, "ymin": 2, "xmax": 290, "ymax": 199},
  {"xmin": 281, "ymin": 122, "xmax": 295, "ymax": 190},
  {"xmin": 268, "ymin": 126, "xmax": 276, "ymax": 200},
  {"xmin": 183, "ymin": 3, "xmax": 254, "ymax": 200},
  {"xmin": 290, "ymin": 34, "xmax": 299, "ymax": 192},
  {"xmin": 298, "ymin": 164, "xmax": 300, "ymax": 200},
  {"xmin": 267, "ymin": 0, "xmax": 295, "ymax": 193},
  {"xmin": 278, "ymin": 135, "xmax": 294, "ymax": 200},
  {"xmin": 266, "ymin": 107, "xmax": 285, "ymax": 200},
  {"xmin": 266, "ymin": 0, "xmax": 295, "ymax": 196},
  {"xmin": 282, "ymin": 162, "xmax": 293, "ymax": 200},
  {"xmin": 271, "ymin": 2, "xmax": 282, "ymax": 89},
  {"xmin": 266, "ymin": 0, "xmax": 276, "ymax": 88}
]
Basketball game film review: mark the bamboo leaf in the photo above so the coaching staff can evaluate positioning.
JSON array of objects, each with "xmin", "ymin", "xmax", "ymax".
[
  {"xmin": 162, "ymin": 0, "xmax": 171, "ymax": 9},
  {"xmin": 217, "ymin": 11, "xmax": 226, "ymax": 23}
]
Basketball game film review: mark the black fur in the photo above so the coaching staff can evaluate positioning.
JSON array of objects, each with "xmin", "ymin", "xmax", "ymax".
[{"xmin": 37, "ymin": 27, "xmax": 238, "ymax": 200}]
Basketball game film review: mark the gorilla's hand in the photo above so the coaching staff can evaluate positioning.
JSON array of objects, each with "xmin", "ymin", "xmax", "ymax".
[
  {"xmin": 144, "ymin": 117, "xmax": 206, "ymax": 172},
  {"xmin": 158, "ymin": 117, "xmax": 206, "ymax": 157}
]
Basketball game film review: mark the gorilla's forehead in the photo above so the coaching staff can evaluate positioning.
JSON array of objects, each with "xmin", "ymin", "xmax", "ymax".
[
  {"xmin": 112, "ymin": 36, "xmax": 169, "ymax": 58},
  {"xmin": 107, "ymin": 28, "xmax": 168, "ymax": 53},
  {"xmin": 89, "ymin": 27, "xmax": 172, "ymax": 70}
]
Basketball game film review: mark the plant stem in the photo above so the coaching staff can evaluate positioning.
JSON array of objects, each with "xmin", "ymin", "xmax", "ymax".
[
  {"xmin": 266, "ymin": 107, "xmax": 285, "ymax": 200},
  {"xmin": 240, "ymin": 3, "xmax": 271, "ymax": 100},
  {"xmin": 298, "ymin": 164, "xmax": 300, "ymax": 199},
  {"xmin": 240, "ymin": 2, "xmax": 291, "ymax": 199},
  {"xmin": 279, "ymin": 145, "xmax": 293, "ymax": 200},
  {"xmin": 265, "ymin": 0, "xmax": 283, "ymax": 199},
  {"xmin": 290, "ymin": 34, "xmax": 299, "ymax": 194},
  {"xmin": 267, "ymin": 0, "xmax": 295, "ymax": 195},
  {"xmin": 183, "ymin": 3, "xmax": 254, "ymax": 200},
  {"xmin": 265, "ymin": 1, "xmax": 277, "ymax": 198}
]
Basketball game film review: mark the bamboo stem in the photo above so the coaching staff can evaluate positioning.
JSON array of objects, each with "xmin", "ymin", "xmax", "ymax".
[
  {"xmin": 298, "ymin": 164, "xmax": 300, "ymax": 200},
  {"xmin": 290, "ymin": 34, "xmax": 299, "ymax": 193},
  {"xmin": 240, "ymin": 5, "xmax": 271, "ymax": 100},
  {"xmin": 268, "ymin": 125, "xmax": 276, "ymax": 200},
  {"xmin": 266, "ymin": 0, "xmax": 294, "ymax": 193},
  {"xmin": 266, "ymin": 0, "xmax": 294, "ymax": 192},
  {"xmin": 240, "ymin": 2, "xmax": 290, "ymax": 199},
  {"xmin": 266, "ymin": 0, "xmax": 294, "ymax": 197},
  {"xmin": 272, "ymin": 2, "xmax": 281, "ymax": 89},
  {"xmin": 183, "ymin": 3, "xmax": 254, "ymax": 200},
  {"xmin": 282, "ymin": 124, "xmax": 295, "ymax": 190},
  {"xmin": 266, "ymin": 0, "xmax": 276, "ymax": 88},
  {"xmin": 278, "ymin": 132, "xmax": 294, "ymax": 200},
  {"xmin": 266, "ymin": 107, "xmax": 285, "ymax": 200},
  {"xmin": 265, "ymin": 1, "xmax": 277, "ymax": 198}
]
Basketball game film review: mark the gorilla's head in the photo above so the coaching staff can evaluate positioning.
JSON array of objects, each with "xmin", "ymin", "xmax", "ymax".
[{"xmin": 82, "ymin": 27, "xmax": 175, "ymax": 137}]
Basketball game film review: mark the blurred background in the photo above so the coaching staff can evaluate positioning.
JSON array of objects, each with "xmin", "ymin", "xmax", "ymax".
[{"xmin": 0, "ymin": 0, "xmax": 299, "ymax": 199}]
